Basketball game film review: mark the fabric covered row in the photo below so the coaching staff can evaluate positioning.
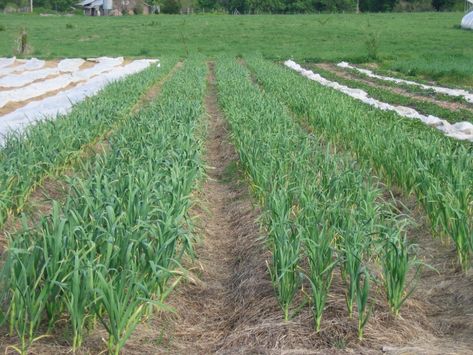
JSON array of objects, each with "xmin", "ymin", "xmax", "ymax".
[
  {"xmin": 337, "ymin": 62, "xmax": 473, "ymax": 104},
  {"xmin": 0, "ymin": 57, "xmax": 123, "ymax": 108},
  {"xmin": 0, "ymin": 59, "xmax": 158, "ymax": 145},
  {"xmin": 285, "ymin": 60, "xmax": 473, "ymax": 142}
]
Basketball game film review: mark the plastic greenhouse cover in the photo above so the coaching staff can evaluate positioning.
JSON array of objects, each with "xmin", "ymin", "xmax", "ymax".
[
  {"xmin": 285, "ymin": 60, "xmax": 473, "ymax": 142},
  {"xmin": 0, "ymin": 58, "xmax": 45, "ymax": 76},
  {"xmin": 461, "ymin": 11, "xmax": 473, "ymax": 30},
  {"xmin": 337, "ymin": 62, "xmax": 473, "ymax": 104},
  {"xmin": 0, "ymin": 59, "xmax": 85, "ymax": 88},
  {"xmin": 0, "ymin": 59, "xmax": 158, "ymax": 145},
  {"xmin": 0, "ymin": 57, "xmax": 123, "ymax": 108}
]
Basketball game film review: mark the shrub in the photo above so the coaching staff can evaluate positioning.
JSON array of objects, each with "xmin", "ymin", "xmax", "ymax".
[
  {"xmin": 162, "ymin": 0, "xmax": 180, "ymax": 14},
  {"xmin": 133, "ymin": 2, "xmax": 143, "ymax": 14},
  {"xmin": 394, "ymin": 0, "xmax": 433, "ymax": 12}
]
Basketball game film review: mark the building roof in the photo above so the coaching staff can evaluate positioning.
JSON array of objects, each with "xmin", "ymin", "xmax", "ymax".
[{"xmin": 77, "ymin": 0, "xmax": 103, "ymax": 7}]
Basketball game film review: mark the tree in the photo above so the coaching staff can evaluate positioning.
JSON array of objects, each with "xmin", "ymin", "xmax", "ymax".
[
  {"xmin": 432, "ymin": 0, "xmax": 454, "ymax": 11},
  {"xmin": 198, "ymin": 0, "xmax": 217, "ymax": 9},
  {"xmin": 162, "ymin": 0, "xmax": 180, "ymax": 13}
]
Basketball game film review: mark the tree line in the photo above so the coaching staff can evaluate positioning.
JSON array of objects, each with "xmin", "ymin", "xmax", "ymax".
[
  {"xmin": 0, "ymin": 0, "xmax": 463, "ymax": 14},
  {"xmin": 183, "ymin": 0, "xmax": 463, "ymax": 13}
]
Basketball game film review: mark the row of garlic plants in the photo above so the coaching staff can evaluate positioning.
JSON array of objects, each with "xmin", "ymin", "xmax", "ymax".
[
  {"xmin": 215, "ymin": 57, "xmax": 416, "ymax": 340},
  {"xmin": 246, "ymin": 56, "xmax": 473, "ymax": 271},
  {"xmin": 311, "ymin": 64, "xmax": 472, "ymax": 125},
  {"xmin": 0, "ymin": 57, "xmax": 207, "ymax": 354},
  {"xmin": 0, "ymin": 57, "xmax": 176, "ymax": 228}
]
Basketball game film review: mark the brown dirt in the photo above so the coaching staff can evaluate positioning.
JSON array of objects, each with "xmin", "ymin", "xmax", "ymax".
[
  {"xmin": 79, "ymin": 60, "xmax": 97, "ymax": 70},
  {"xmin": 43, "ymin": 60, "xmax": 60, "ymax": 69},
  {"xmin": 316, "ymin": 63, "xmax": 473, "ymax": 114}
]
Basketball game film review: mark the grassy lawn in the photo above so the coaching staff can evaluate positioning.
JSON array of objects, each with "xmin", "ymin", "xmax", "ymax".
[{"xmin": 0, "ymin": 12, "xmax": 472, "ymax": 84}]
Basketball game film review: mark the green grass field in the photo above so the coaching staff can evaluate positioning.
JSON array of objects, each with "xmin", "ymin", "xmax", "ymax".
[{"xmin": 0, "ymin": 12, "xmax": 472, "ymax": 84}]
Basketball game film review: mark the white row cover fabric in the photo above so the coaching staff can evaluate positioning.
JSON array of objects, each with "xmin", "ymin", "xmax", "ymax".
[
  {"xmin": 58, "ymin": 58, "xmax": 86, "ymax": 72},
  {"xmin": 337, "ymin": 62, "xmax": 473, "ymax": 104},
  {"xmin": 0, "ymin": 58, "xmax": 45, "ymax": 77},
  {"xmin": 0, "ymin": 57, "xmax": 123, "ymax": 108},
  {"xmin": 285, "ymin": 60, "xmax": 473, "ymax": 142},
  {"xmin": 461, "ymin": 11, "xmax": 473, "ymax": 30},
  {"xmin": 0, "ymin": 59, "xmax": 158, "ymax": 145},
  {"xmin": 0, "ymin": 57, "xmax": 16, "ymax": 69},
  {"xmin": 0, "ymin": 59, "xmax": 85, "ymax": 88}
]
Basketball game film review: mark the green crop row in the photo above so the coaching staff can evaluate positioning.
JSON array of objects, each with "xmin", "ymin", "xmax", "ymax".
[
  {"xmin": 246, "ymin": 56, "xmax": 473, "ymax": 270},
  {"xmin": 0, "ymin": 57, "xmax": 176, "ymax": 228},
  {"xmin": 343, "ymin": 65, "xmax": 473, "ymax": 107},
  {"xmin": 309, "ymin": 64, "xmax": 473, "ymax": 125},
  {"xmin": 0, "ymin": 57, "xmax": 207, "ymax": 354},
  {"xmin": 215, "ymin": 57, "xmax": 417, "ymax": 340}
]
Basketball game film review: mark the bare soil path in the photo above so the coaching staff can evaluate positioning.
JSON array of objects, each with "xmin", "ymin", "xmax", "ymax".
[{"xmin": 156, "ymin": 62, "xmax": 275, "ymax": 354}]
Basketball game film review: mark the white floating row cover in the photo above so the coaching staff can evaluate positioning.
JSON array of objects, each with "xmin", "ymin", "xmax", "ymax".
[
  {"xmin": 0, "ymin": 58, "xmax": 45, "ymax": 76},
  {"xmin": 0, "ymin": 57, "xmax": 123, "ymax": 108},
  {"xmin": 0, "ymin": 57, "xmax": 16, "ymax": 69},
  {"xmin": 0, "ymin": 59, "xmax": 159, "ymax": 145},
  {"xmin": 461, "ymin": 11, "xmax": 473, "ymax": 30},
  {"xmin": 337, "ymin": 62, "xmax": 473, "ymax": 104},
  {"xmin": 0, "ymin": 59, "xmax": 85, "ymax": 88},
  {"xmin": 285, "ymin": 60, "xmax": 473, "ymax": 142}
]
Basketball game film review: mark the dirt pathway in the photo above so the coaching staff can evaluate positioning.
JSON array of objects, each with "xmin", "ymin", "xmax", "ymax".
[
  {"xmin": 316, "ymin": 63, "xmax": 473, "ymax": 114},
  {"xmin": 154, "ymin": 62, "xmax": 272, "ymax": 354}
]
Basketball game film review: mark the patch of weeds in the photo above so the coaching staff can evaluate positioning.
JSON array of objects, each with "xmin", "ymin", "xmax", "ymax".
[
  {"xmin": 221, "ymin": 161, "xmax": 241, "ymax": 184},
  {"xmin": 332, "ymin": 337, "xmax": 347, "ymax": 349},
  {"xmin": 316, "ymin": 17, "xmax": 330, "ymax": 26},
  {"xmin": 66, "ymin": 23, "xmax": 74, "ymax": 29},
  {"xmin": 0, "ymin": 24, "xmax": 6, "ymax": 32},
  {"xmin": 138, "ymin": 48, "xmax": 150, "ymax": 56},
  {"xmin": 364, "ymin": 20, "xmax": 380, "ymax": 60},
  {"xmin": 14, "ymin": 27, "xmax": 32, "ymax": 56}
]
